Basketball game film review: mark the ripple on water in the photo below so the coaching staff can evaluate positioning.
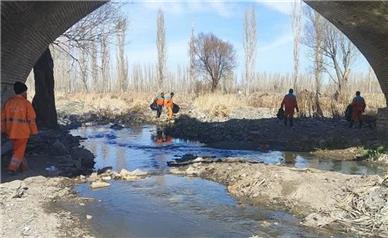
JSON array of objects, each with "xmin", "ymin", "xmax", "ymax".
[{"xmin": 67, "ymin": 125, "xmax": 382, "ymax": 237}]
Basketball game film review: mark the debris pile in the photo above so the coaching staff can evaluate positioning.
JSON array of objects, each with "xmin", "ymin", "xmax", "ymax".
[
  {"xmin": 77, "ymin": 167, "xmax": 150, "ymax": 189},
  {"xmin": 168, "ymin": 155, "xmax": 388, "ymax": 237},
  {"xmin": 2, "ymin": 129, "xmax": 95, "ymax": 180}
]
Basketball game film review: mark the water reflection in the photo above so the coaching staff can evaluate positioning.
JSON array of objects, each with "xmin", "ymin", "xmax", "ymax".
[
  {"xmin": 67, "ymin": 125, "xmax": 382, "ymax": 238},
  {"xmin": 284, "ymin": 152, "xmax": 297, "ymax": 164},
  {"xmin": 152, "ymin": 127, "xmax": 173, "ymax": 145},
  {"xmin": 71, "ymin": 125, "xmax": 386, "ymax": 176},
  {"xmin": 71, "ymin": 175, "xmax": 338, "ymax": 238}
]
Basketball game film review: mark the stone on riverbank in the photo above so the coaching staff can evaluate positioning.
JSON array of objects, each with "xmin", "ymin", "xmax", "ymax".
[
  {"xmin": 168, "ymin": 156, "xmax": 388, "ymax": 237},
  {"xmin": 90, "ymin": 181, "xmax": 110, "ymax": 189}
]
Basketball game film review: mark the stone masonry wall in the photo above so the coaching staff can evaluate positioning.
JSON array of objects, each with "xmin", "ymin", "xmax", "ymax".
[
  {"xmin": 1, "ymin": 1, "xmax": 105, "ymax": 104},
  {"xmin": 377, "ymin": 108, "xmax": 388, "ymax": 137}
]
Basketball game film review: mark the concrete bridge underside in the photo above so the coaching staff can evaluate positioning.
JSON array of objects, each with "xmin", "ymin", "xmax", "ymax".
[{"xmin": 1, "ymin": 1, "xmax": 388, "ymax": 131}]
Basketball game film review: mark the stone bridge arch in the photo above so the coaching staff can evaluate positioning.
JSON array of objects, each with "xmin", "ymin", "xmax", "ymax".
[
  {"xmin": 1, "ymin": 1, "xmax": 387, "ymax": 130},
  {"xmin": 1, "ymin": 1, "xmax": 105, "ymax": 102},
  {"xmin": 305, "ymin": 0, "xmax": 388, "ymax": 131}
]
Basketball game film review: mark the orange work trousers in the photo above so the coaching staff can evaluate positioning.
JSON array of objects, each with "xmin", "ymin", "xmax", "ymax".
[
  {"xmin": 167, "ymin": 106, "xmax": 173, "ymax": 120},
  {"xmin": 7, "ymin": 138, "xmax": 29, "ymax": 172}
]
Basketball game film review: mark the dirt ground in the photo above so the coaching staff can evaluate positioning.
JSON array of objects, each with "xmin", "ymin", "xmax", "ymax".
[
  {"xmin": 169, "ymin": 156, "xmax": 388, "ymax": 237},
  {"xmin": 166, "ymin": 115, "xmax": 386, "ymax": 159},
  {"xmin": 0, "ymin": 176, "xmax": 93, "ymax": 238},
  {"xmin": 1, "ymin": 128, "xmax": 97, "ymax": 237}
]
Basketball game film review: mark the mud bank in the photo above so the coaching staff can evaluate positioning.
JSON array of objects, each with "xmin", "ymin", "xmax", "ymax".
[
  {"xmin": 169, "ymin": 157, "xmax": 388, "ymax": 237},
  {"xmin": 166, "ymin": 116, "xmax": 384, "ymax": 158},
  {"xmin": 0, "ymin": 176, "xmax": 93, "ymax": 238},
  {"xmin": 1, "ymin": 129, "xmax": 95, "ymax": 182},
  {"xmin": 1, "ymin": 129, "xmax": 98, "ymax": 237}
]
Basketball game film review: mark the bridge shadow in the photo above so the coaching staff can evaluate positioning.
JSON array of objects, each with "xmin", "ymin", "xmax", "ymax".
[
  {"xmin": 1, "ymin": 129, "xmax": 94, "ymax": 183},
  {"xmin": 166, "ymin": 115, "xmax": 384, "ymax": 153}
]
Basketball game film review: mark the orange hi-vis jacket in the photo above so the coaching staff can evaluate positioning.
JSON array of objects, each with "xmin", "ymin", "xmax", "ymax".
[
  {"xmin": 164, "ymin": 97, "xmax": 173, "ymax": 108},
  {"xmin": 1, "ymin": 95, "xmax": 38, "ymax": 139},
  {"xmin": 281, "ymin": 94, "xmax": 299, "ymax": 117},
  {"xmin": 351, "ymin": 96, "xmax": 366, "ymax": 121},
  {"xmin": 155, "ymin": 96, "xmax": 165, "ymax": 106}
]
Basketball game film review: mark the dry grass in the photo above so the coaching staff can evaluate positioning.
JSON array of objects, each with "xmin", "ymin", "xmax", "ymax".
[
  {"xmin": 54, "ymin": 90, "xmax": 386, "ymax": 119},
  {"xmin": 192, "ymin": 93, "xmax": 244, "ymax": 117}
]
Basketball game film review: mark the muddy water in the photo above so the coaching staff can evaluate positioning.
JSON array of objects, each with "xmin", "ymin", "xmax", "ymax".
[{"xmin": 68, "ymin": 125, "xmax": 381, "ymax": 237}]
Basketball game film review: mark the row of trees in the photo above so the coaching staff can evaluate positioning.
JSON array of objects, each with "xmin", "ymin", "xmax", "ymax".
[{"xmin": 34, "ymin": 2, "xmax": 381, "ymax": 103}]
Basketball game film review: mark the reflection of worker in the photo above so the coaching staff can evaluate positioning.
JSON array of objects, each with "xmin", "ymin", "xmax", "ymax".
[
  {"xmin": 152, "ymin": 128, "xmax": 173, "ymax": 144},
  {"xmin": 349, "ymin": 91, "xmax": 366, "ymax": 129},
  {"xmin": 153, "ymin": 92, "xmax": 165, "ymax": 118},
  {"xmin": 164, "ymin": 92, "xmax": 174, "ymax": 120},
  {"xmin": 1, "ymin": 82, "xmax": 38, "ymax": 174},
  {"xmin": 284, "ymin": 152, "xmax": 296, "ymax": 165},
  {"xmin": 154, "ymin": 129, "xmax": 164, "ymax": 144},
  {"xmin": 280, "ymin": 89, "xmax": 299, "ymax": 127}
]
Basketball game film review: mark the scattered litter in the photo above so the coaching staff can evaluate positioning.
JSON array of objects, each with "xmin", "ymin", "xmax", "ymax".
[{"xmin": 90, "ymin": 181, "xmax": 110, "ymax": 189}]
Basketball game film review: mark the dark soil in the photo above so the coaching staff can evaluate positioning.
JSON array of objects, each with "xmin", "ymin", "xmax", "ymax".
[{"xmin": 166, "ymin": 115, "xmax": 385, "ymax": 153}]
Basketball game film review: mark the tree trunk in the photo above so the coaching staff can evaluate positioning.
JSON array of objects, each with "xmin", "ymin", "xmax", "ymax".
[{"xmin": 32, "ymin": 48, "xmax": 58, "ymax": 129}]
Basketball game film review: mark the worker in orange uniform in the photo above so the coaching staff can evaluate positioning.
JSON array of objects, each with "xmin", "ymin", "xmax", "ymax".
[
  {"xmin": 153, "ymin": 92, "xmax": 165, "ymax": 118},
  {"xmin": 1, "ymin": 82, "xmax": 38, "ymax": 174},
  {"xmin": 164, "ymin": 92, "xmax": 175, "ymax": 120},
  {"xmin": 350, "ymin": 91, "xmax": 366, "ymax": 129},
  {"xmin": 280, "ymin": 88, "xmax": 299, "ymax": 127}
]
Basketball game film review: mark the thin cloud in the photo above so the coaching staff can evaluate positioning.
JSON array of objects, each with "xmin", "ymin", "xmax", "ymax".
[
  {"xmin": 257, "ymin": 0, "xmax": 295, "ymax": 16},
  {"xmin": 258, "ymin": 33, "xmax": 293, "ymax": 53},
  {"xmin": 137, "ymin": 0, "xmax": 237, "ymax": 18}
]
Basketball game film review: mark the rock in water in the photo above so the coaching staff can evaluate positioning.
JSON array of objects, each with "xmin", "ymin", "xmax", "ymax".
[
  {"xmin": 90, "ymin": 181, "xmax": 110, "ymax": 189},
  {"xmin": 128, "ymin": 169, "xmax": 148, "ymax": 176},
  {"xmin": 110, "ymin": 124, "xmax": 124, "ymax": 130}
]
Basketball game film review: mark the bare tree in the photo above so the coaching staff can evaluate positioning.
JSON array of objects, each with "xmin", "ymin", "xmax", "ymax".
[
  {"xmin": 90, "ymin": 34, "xmax": 99, "ymax": 92},
  {"xmin": 55, "ymin": 3, "xmax": 124, "ymax": 54},
  {"xmin": 291, "ymin": 0, "xmax": 302, "ymax": 90},
  {"xmin": 243, "ymin": 5, "xmax": 257, "ymax": 95},
  {"xmin": 189, "ymin": 25, "xmax": 196, "ymax": 93},
  {"xmin": 303, "ymin": 7, "xmax": 358, "ymax": 99},
  {"xmin": 116, "ymin": 17, "xmax": 128, "ymax": 92},
  {"xmin": 193, "ymin": 33, "xmax": 236, "ymax": 92},
  {"xmin": 321, "ymin": 22, "xmax": 357, "ymax": 97},
  {"xmin": 156, "ymin": 9, "xmax": 166, "ymax": 88},
  {"xmin": 51, "ymin": 2, "xmax": 126, "ymax": 93},
  {"xmin": 304, "ymin": 8, "xmax": 324, "ymax": 116},
  {"xmin": 100, "ymin": 32, "xmax": 111, "ymax": 92}
]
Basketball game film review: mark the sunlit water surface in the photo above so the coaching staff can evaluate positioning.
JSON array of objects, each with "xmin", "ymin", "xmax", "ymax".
[{"xmin": 66, "ymin": 124, "xmax": 383, "ymax": 237}]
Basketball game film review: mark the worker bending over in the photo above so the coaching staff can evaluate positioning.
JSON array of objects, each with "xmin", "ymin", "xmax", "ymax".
[
  {"xmin": 280, "ymin": 89, "xmax": 299, "ymax": 127},
  {"xmin": 164, "ymin": 92, "xmax": 175, "ymax": 120},
  {"xmin": 350, "ymin": 91, "xmax": 366, "ymax": 129},
  {"xmin": 1, "ymin": 82, "xmax": 38, "ymax": 174},
  {"xmin": 154, "ymin": 92, "xmax": 165, "ymax": 118}
]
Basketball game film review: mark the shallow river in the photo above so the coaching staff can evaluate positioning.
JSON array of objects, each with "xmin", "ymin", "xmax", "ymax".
[{"xmin": 67, "ymin": 124, "xmax": 383, "ymax": 237}]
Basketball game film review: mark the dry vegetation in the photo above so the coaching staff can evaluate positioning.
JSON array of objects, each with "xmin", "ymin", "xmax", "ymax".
[{"xmin": 53, "ymin": 90, "xmax": 385, "ymax": 121}]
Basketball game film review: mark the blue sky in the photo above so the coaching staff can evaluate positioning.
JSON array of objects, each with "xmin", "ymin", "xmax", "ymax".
[{"xmin": 122, "ymin": 0, "xmax": 370, "ymax": 75}]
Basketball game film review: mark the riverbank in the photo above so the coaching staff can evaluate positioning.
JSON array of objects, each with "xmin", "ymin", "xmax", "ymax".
[
  {"xmin": 165, "ymin": 115, "xmax": 386, "ymax": 160},
  {"xmin": 169, "ymin": 156, "xmax": 388, "ymax": 237},
  {"xmin": 0, "ymin": 176, "xmax": 94, "ymax": 237},
  {"xmin": 1, "ymin": 129, "xmax": 97, "ymax": 237},
  {"xmin": 1, "ymin": 129, "xmax": 95, "ymax": 182},
  {"xmin": 55, "ymin": 92, "xmax": 387, "ymax": 162}
]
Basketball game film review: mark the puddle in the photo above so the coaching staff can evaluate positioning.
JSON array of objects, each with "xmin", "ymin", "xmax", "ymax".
[{"xmin": 67, "ymin": 124, "xmax": 383, "ymax": 237}]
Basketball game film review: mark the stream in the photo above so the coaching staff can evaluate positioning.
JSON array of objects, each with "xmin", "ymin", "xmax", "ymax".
[{"xmin": 66, "ymin": 124, "xmax": 384, "ymax": 237}]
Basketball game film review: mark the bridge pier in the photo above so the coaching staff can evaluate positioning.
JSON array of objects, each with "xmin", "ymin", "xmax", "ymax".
[
  {"xmin": 32, "ymin": 48, "xmax": 58, "ymax": 129},
  {"xmin": 377, "ymin": 107, "xmax": 388, "ymax": 138}
]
